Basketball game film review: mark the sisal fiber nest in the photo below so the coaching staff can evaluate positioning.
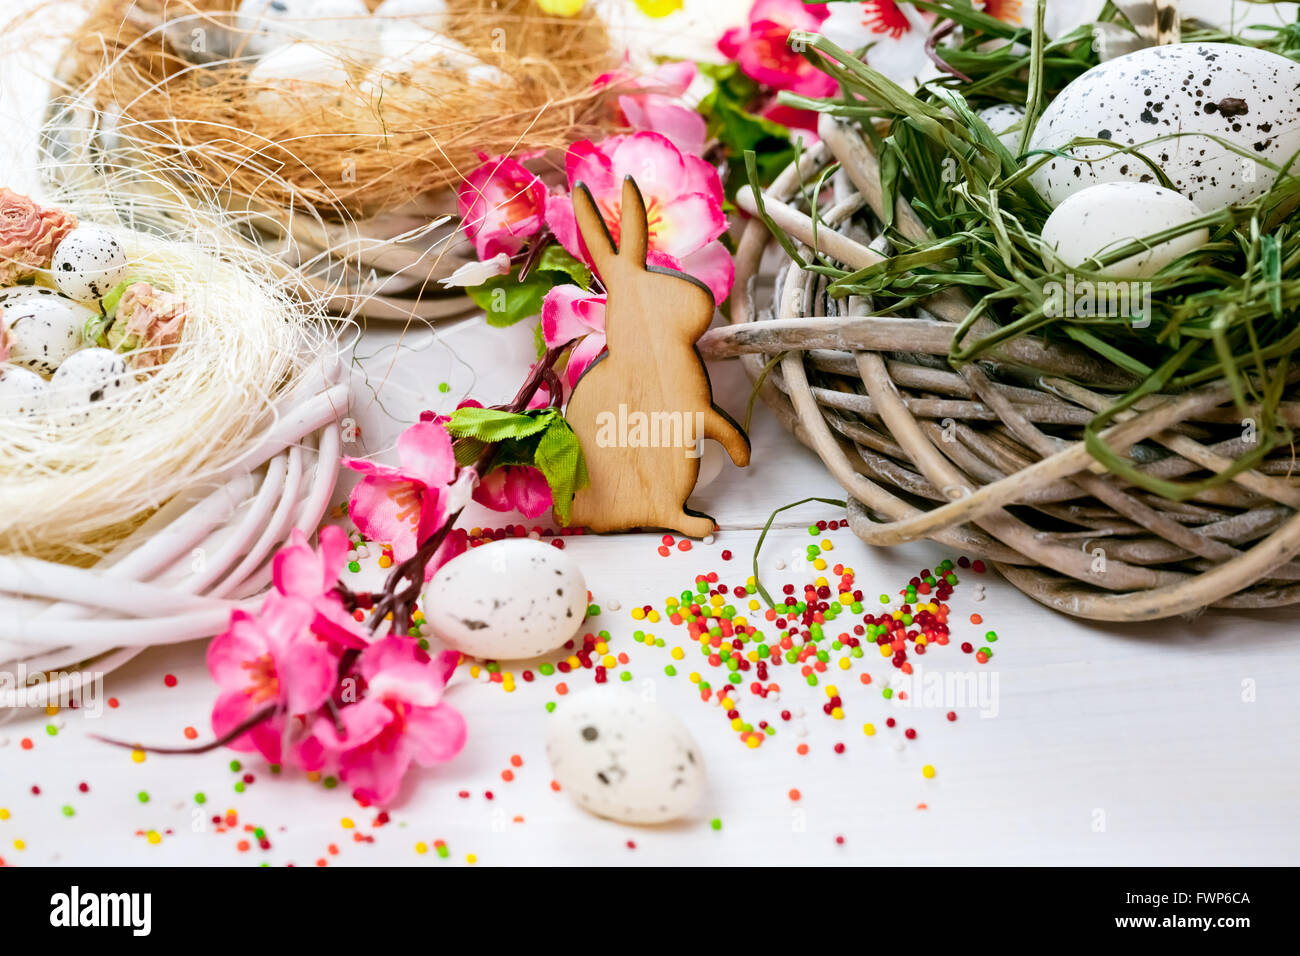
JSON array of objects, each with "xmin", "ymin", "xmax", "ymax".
[
  {"xmin": 702, "ymin": 118, "xmax": 1300, "ymax": 623},
  {"xmin": 51, "ymin": 0, "xmax": 616, "ymax": 218}
]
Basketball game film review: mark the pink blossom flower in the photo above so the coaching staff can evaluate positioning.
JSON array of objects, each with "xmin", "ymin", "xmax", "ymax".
[
  {"xmin": 457, "ymin": 156, "xmax": 549, "ymax": 261},
  {"xmin": 0, "ymin": 188, "xmax": 78, "ymax": 285},
  {"xmin": 310, "ymin": 637, "xmax": 466, "ymax": 805},
  {"xmin": 207, "ymin": 597, "xmax": 337, "ymax": 765},
  {"xmin": 342, "ymin": 419, "xmax": 465, "ymax": 575},
  {"xmin": 595, "ymin": 61, "xmax": 707, "ymax": 154},
  {"xmin": 272, "ymin": 525, "xmax": 369, "ymax": 649},
  {"xmin": 108, "ymin": 281, "xmax": 189, "ymax": 369},
  {"xmin": 718, "ymin": 0, "xmax": 836, "ymax": 98},
  {"xmin": 544, "ymin": 132, "xmax": 733, "ymax": 304},
  {"xmin": 541, "ymin": 284, "xmax": 608, "ymax": 388}
]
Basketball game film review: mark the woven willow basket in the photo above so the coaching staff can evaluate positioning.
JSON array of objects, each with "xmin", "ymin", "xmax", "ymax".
[{"xmin": 700, "ymin": 115, "xmax": 1300, "ymax": 622}]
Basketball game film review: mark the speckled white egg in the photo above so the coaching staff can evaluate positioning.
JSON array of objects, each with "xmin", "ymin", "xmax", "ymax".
[
  {"xmin": 0, "ymin": 366, "xmax": 49, "ymax": 419},
  {"xmin": 545, "ymin": 686, "xmax": 706, "ymax": 824},
  {"xmin": 4, "ymin": 295, "xmax": 92, "ymax": 376},
  {"xmin": 373, "ymin": 0, "xmax": 450, "ymax": 31},
  {"xmin": 977, "ymin": 103, "xmax": 1025, "ymax": 152},
  {"xmin": 249, "ymin": 42, "xmax": 353, "ymax": 121},
  {"xmin": 1029, "ymin": 43, "xmax": 1300, "ymax": 212},
  {"xmin": 1041, "ymin": 182, "xmax": 1209, "ymax": 277},
  {"xmin": 51, "ymin": 226, "xmax": 129, "ymax": 301},
  {"xmin": 48, "ymin": 348, "xmax": 132, "ymax": 422},
  {"xmin": 0, "ymin": 285, "xmax": 63, "ymax": 309},
  {"xmin": 424, "ymin": 538, "xmax": 586, "ymax": 659}
]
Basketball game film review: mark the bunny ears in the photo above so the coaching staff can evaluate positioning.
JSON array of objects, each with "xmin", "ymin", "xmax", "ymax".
[{"xmin": 572, "ymin": 176, "xmax": 649, "ymax": 274}]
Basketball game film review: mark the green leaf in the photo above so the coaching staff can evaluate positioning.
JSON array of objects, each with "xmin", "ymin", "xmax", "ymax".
[
  {"xmin": 445, "ymin": 406, "xmax": 556, "ymax": 443},
  {"xmin": 535, "ymin": 245, "xmax": 592, "ymax": 290},
  {"xmin": 534, "ymin": 418, "xmax": 588, "ymax": 526},
  {"xmin": 466, "ymin": 269, "xmax": 556, "ymax": 327}
]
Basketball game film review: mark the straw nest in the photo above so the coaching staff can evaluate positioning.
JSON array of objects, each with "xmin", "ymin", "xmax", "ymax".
[
  {"xmin": 51, "ymin": 0, "xmax": 616, "ymax": 219},
  {"xmin": 0, "ymin": 164, "xmax": 327, "ymax": 565}
]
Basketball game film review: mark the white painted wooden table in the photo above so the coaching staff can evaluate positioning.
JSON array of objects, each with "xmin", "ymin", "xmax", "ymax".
[{"xmin": 2, "ymin": 1, "xmax": 1298, "ymax": 868}]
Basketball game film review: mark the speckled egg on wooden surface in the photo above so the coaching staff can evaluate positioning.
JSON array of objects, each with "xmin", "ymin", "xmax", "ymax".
[
  {"xmin": 0, "ymin": 366, "xmax": 49, "ymax": 418},
  {"xmin": 545, "ymin": 686, "xmax": 706, "ymax": 824},
  {"xmin": 1041, "ymin": 181, "xmax": 1209, "ymax": 277},
  {"xmin": 51, "ymin": 225, "xmax": 129, "ymax": 301},
  {"xmin": 4, "ymin": 295, "xmax": 92, "ymax": 376},
  {"xmin": 48, "ymin": 347, "xmax": 132, "ymax": 423},
  {"xmin": 424, "ymin": 538, "xmax": 587, "ymax": 660},
  {"xmin": 1028, "ymin": 43, "xmax": 1300, "ymax": 212}
]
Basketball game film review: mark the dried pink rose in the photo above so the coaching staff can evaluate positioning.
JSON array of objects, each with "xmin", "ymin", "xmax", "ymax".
[
  {"xmin": 0, "ymin": 188, "xmax": 78, "ymax": 286},
  {"xmin": 110, "ymin": 281, "xmax": 189, "ymax": 369}
]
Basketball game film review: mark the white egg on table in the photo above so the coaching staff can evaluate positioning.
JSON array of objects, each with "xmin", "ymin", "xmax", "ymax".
[
  {"xmin": 0, "ymin": 366, "xmax": 49, "ymax": 419},
  {"xmin": 1041, "ymin": 181, "xmax": 1209, "ymax": 278},
  {"xmin": 1028, "ymin": 43, "xmax": 1300, "ymax": 212},
  {"xmin": 249, "ymin": 42, "xmax": 353, "ymax": 122},
  {"xmin": 977, "ymin": 103, "xmax": 1025, "ymax": 153},
  {"xmin": 373, "ymin": 0, "xmax": 450, "ymax": 31},
  {"xmin": 51, "ymin": 225, "xmax": 129, "ymax": 302},
  {"xmin": 424, "ymin": 538, "xmax": 587, "ymax": 660},
  {"xmin": 545, "ymin": 686, "xmax": 706, "ymax": 825},
  {"xmin": 47, "ymin": 348, "xmax": 132, "ymax": 424},
  {"xmin": 4, "ymin": 295, "xmax": 93, "ymax": 376}
]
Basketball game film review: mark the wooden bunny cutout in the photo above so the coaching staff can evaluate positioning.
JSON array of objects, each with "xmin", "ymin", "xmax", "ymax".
[{"xmin": 564, "ymin": 177, "xmax": 750, "ymax": 537}]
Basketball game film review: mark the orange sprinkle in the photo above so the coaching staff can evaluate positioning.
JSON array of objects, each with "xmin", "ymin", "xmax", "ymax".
[
  {"xmin": 236, "ymin": 840, "xmax": 250, "ymax": 852},
  {"xmin": 20, "ymin": 739, "xmax": 32, "ymax": 750},
  {"xmin": 796, "ymin": 743, "xmax": 809, "ymax": 755},
  {"xmin": 549, "ymin": 780, "xmax": 561, "ymax": 792},
  {"xmin": 969, "ymin": 613, "xmax": 983, "ymax": 625},
  {"xmin": 183, "ymin": 727, "xmax": 198, "ymax": 740},
  {"xmin": 509, "ymin": 754, "xmax": 523, "ymax": 767},
  {"xmin": 788, "ymin": 788, "xmax": 801, "ymax": 802},
  {"xmin": 501, "ymin": 770, "xmax": 514, "ymax": 782},
  {"xmin": 328, "ymin": 844, "xmax": 339, "ymax": 855},
  {"xmin": 556, "ymin": 682, "xmax": 568, "ymax": 695},
  {"xmin": 316, "ymin": 858, "xmax": 327, "ymax": 867}
]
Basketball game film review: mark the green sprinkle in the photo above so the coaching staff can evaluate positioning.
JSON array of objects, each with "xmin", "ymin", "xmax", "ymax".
[
  {"xmin": 194, "ymin": 793, "xmax": 206, "ymax": 805},
  {"xmin": 438, "ymin": 382, "xmax": 450, "ymax": 393},
  {"xmin": 587, "ymin": 604, "xmax": 601, "ymax": 616},
  {"xmin": 985, "ymin": 630, "xmax": 998, "ymax": 642},
  {"xmin": 269, "ymin": 764, "xmax": 281, "ymax": 774},
  {"xmin": 545, "ymin": 701, "xmax": 556, "ymax": 713},
  {"xmin": 710, "ymin": 818, "xmax": 722, "ymax": 831},
  {"xmin": 882, "ymin": 687, "xmax": 893, "ymax": 699},
  {"xmin": 879, "ymin": 594, "xmax": 890, "ymax": 604},
  {"xmin": 347, "ymin": 561, "xmax": 361, "ymax": 573},
  {"xmin": 45, "ymin": 724, "xmax": 57, "ymax": 736},
  {"xmin": 539, "ymin": 663, "xmax": 555, "ymax": 676},
  {"xmin": 234, "ymin": 782, "xmax": 245, "ymax": 793},
  {"xmin": 808, "ymin": 525, "xmax": 819, "ymax": 536},
  {"xmin": 619, "ymin": 671, "xmax": 632, "ymax": 682},
  {"xmin": 137, "ymin": 791, "xmax": 149, "ymax": 803},
  {"xmin": 323, "ymin": 776, "xmax": 338, "ymax": 789},
  {"xmin": 61, "ymin": 805, "xmax": 75, "ymax": 817},
  {"xmin": 229, "ymin": 760, "xmax": 241, "ymax": 773},
  {"xmin": 664, "ymin": 664, "xmax": 677, "ymax": 677},
  {"xmin": 806, "ymin": 674, "xmax": 818, "ymax": 686},
  {"xmin": 436, "ymin": 843, "xmax": 450, "ymax": 858}
]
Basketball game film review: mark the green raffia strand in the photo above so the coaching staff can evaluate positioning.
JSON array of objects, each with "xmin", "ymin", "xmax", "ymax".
[
  {"xmin": 743, "ymin": 351, "xmax": 786, "ymax": 435},
  {"xmin": 764, "ymin": 4, "xmax": 1300, "ymax": 499},
  {"xmin": 751, "ymin": 497, "xmax": 847, "ymax": 611}
]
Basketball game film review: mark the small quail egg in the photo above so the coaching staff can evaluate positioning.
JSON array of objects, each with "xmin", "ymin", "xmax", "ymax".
[
  {"xmin": 48, "ymin": 347, "xmax": 132, "ymax": 424},
  {"xmin": 0, "ymin": 365, "xmax": 49, "ymax": 419},
  {"xmin": 51, "ymin": 225, "xmax": 130, "ymax": 301},
  {"xmin": 4, "ymin": 295, "xmax": 93, "ymax": 376},
  {"xmin": 976, "ymin": 103, "xmax": 1025, "ymax": 153}
]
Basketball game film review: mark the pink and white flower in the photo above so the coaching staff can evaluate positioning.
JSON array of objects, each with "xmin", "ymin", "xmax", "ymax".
[
  {"xmin": 206, "ymin": 598, "xmax": 338, "ymax": 765},
  {"xmin": 545, "ymin": 131, "xmax": 733, "ymax": 304},
  {"xmin": 342, "ymin": 419, "xmax": 466, "ymax": 574},
  {"xmin": 310, "ymin": 637, "xmax": 466, "ymax": 805},
  {"xmin": 457, "ymin": 156, "xmax": 549, "ymax": 261},
  {"xmin": 541, "ymin": 284, "xmax": 607, "ymax": 389},
  {"xmin": 272, "ymin": 525, "xmax": 370, "ymax": 650},
  {"xmin": 717, "ymin": 0, "xmax": 835, "ymax": 98},
  {"xmin": 109, "ymin": 281, "xmax": 188, "ymax": 369},
  {"xmin": 595, "ymin": 60, "xmax": 707, "ymax": 154}
]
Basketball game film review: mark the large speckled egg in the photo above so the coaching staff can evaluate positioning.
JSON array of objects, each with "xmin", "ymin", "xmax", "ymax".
[
  {"xmin": 0, "ymin": 366, "xmax": 49, "ymax": 418},
  {"xmin": 51, "ymin": 225, "xmax": 129, "ymax": 301},
  {"xmin": 1041, "ymin": 182, "xmax": 1209, "ymax": 277},
  {"xmin": 424, "ymin": 538, "xmax": 586, "ymax": 659},
  {"xmin": 545, "ymin": 686, "xmax": 706, "ymax": 824},
  {"xmin": 48, "ymin": 348, "xmax": 132, "ymax": 423},
  {"xmin": 4, "ymin": 295, "xmax": 92, "ymax": 376},
  {"xmin": 1028, "ymin": 43, "xmax": 1300, "ymax": 212}
]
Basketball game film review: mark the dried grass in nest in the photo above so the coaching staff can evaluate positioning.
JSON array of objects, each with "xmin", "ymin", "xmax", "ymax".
[{"xmin": 56, "ymin": 0, "xmax": 617, "ymax": 218}]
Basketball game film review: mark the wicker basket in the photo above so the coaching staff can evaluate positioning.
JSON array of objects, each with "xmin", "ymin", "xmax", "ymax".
[{"xmin": 700, "ymin": 115, "xmax": 1300, "ymax": 622}]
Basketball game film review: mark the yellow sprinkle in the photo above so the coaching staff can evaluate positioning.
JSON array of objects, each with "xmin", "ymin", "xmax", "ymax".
[
  {"xmin": 0, "ymin": 808, "xmax": 9, "ymax": 820},
  {"xmin": 720, "ymin": 696, "xmax": 734, "ymax": 709},
  {"xmin": 602, "ymin": 655, "xmax": 616, "ymax": 668},
  {"xmin": 748, "ymin": 599, "xmax": 759, "ymax": 611},
  {"xmin": 45, "ymin": 705, "xmax": 58, "ymax": 716},
  {"xmin": 893, "ymin": 610, "xmax": 903, "ymax": 620},
  {"xmin": 838, "ymin": 657, "xmax": 851, "ymax": 670},
  {"xmin": 341, "ymin": 818, "xmax": 355, "ymax": 829},
  {"xmin": 306, "ymin": 771, "xmax": 322, "ymax": 782},
  {"xmin": 863, "ymin": 723, "xmax": 876, "ymax": 736},
  {"xmin": 839, "ymin": 593, "xmax": 853, "ymax": 605},
  {"xmin": 689, "ymin": 672, "xmax": 701, "ymax": 684},
  {"xmin": 670, "ymin": 647, "xmax": 684, "ymax": 660},
  {"xmin": 503, "ymin": 682, "xmax": 516, "ymax": 693},
  {"xmin": 466, "ymin": 853, "xmax": 478, "ymax": 864},
  {"xmin": 814, "ymin": 576, "xmax": 828, "ymax": 588},
  {"xmin": 746, "ymin": 650, "xmax": 759, "ymax": 662},
  {"xmin": 880, "ymin": 644, "xmax": 891, "ymax": 657},
  {"xmin": 130, "ymin": 749, "xmax": 146, "ymax": 763},
  {"xmin": 647, "ymin": 610, "xmax": 660, "ymax": 623},
  {"xmin": 595, "ymin": 642, "xmax": 608, "ymax": 654},
  {"xmin": 745, "ymin": 734, "xmax": 762, "ymax": 749},
  {"xmin": 378, "ymin": 556, "xmax": 392, "ymax": 569},
  {"xmin": 12, "ymin": 839, "xmax": 25, "ymax": 850},
  {"xmin": 631, "ymin": 607, "xmax": 645, "ymax": 620},
  {"xmin": 469, "ymin": 665, "xmax": 481, "ymax": 678},
  {"xmin": 566, "ymin": 656, "xmax": 581, "ymax": 669},
  {"xmin": 666, "ymin": 597, "xmax": 679, "ymax": 608},
  {"xmin": 412, "ymin": 611, "xmax": 425, "ymax": 623},
  {"xmin": 709, "ymin": 594, "xmax": 724, "ymax": 608},
  {"xmin": 734, "ymin": 615, "xmax": 747, "ymax": 626},
  {"xmin": 825, "ymin": 685, "xmax": 838, "ymax": 697},
  {"xmin": 922, "ymin": 765, "xmax": 936, "ymax": 779},
  {"xmin": 820, "ymin": 538, "xmax": 833, "ymax": 550},
  {"xmin": 415, "ymin": 842, "xmax": 428, "ymax": 854},
  {"xmin": 844, "ymin": 567, "xmax": 854, "ymax": 576},
  {"xmin": 730, "ymin": 718, "xmax": 743, "ymax": 731},
  {"xmin": 813, "ymin": 559, "xmax": 827, "ymax": 571},
  {"xmin": 831, "ymin": 707, "xmax": 844, "ymax": 720},
  {"xmin": 146, "ymin": 831, "xmax": 161, "ymax": 845},
  {"xmin": 916, "ymin": 635, "xmax": 928, "ymax": 646}
]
